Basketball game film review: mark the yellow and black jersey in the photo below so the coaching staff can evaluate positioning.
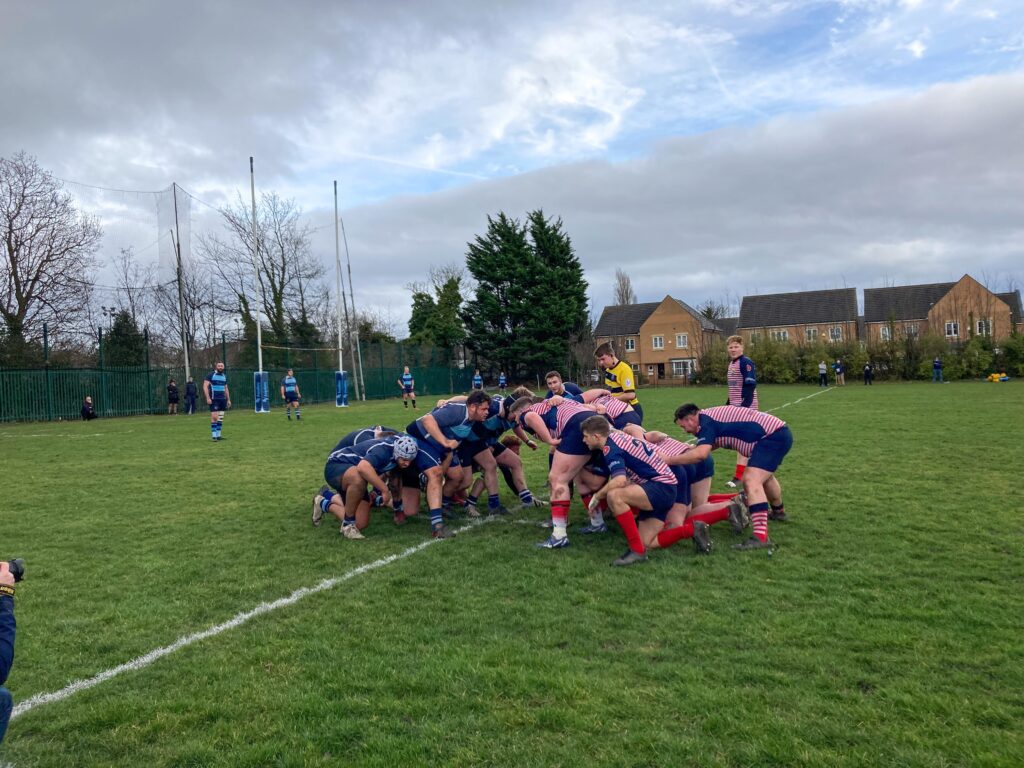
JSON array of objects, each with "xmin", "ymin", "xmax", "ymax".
[{"xmin": 603, "ymin": 360, "xmax": 638, "ymax": 406}]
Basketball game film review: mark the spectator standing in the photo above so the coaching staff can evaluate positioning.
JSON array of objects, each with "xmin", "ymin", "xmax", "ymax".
[
  {"xmin": 833, "ymin": 359, "xmax": 846, "ymax": 386},
  {"xmin": 863, "ymin": 362, "xmax": 873, "ymax": 386},
  {"xmin": 933, "ymin": 357, "xmax": 944, "ymax": 383},
  {"xmin": 818, "ymin": 361, "xmax": 828, "ymax": 388},
  {"xmin": 81, "ymin": 395, "xmax": 97, "ymax": 420},
  {"xmin": 184, "ymin": 377, "xmax": 198, "ymax": 415},
  {"xmin": 167, "ymin": 379, "xmax": 180, "ymax": 415}
]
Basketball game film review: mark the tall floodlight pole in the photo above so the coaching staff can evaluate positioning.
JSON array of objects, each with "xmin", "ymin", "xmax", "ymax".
[
  {"xmin": 249, "ymin": 157, "xmax": 264, "ymax": 374},
  {"xmin": 333, "ymin": 182, "xmax": 345, "ymax": 373},
  {"xmin": 339, "ymin": 215, "xmax": 366, "ymax": 400},
  {"xmin": 171, "ymin": 184, "xmax": 191, "ymax": 382}
]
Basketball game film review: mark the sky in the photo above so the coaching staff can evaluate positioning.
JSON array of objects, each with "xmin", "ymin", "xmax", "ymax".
[{"xmin": 2, "ymin": 0, "xmax": 1022, "ymax": 334}]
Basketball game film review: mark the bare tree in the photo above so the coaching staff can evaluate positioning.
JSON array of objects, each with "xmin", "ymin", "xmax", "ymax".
[
  {"xmin": 200, "ymin": 192, "xmax": 325, "ymax": 339},
  {"xmin": 613, "ymin": 268, "xmax": 637, "ymax": 305},
  {"xmin": 0, "ymin": 151, "xmax": 103, "ymax": 344},
  {"xmin": 110, "ymin": 246, "xmax": 157, "ymax": 329}
]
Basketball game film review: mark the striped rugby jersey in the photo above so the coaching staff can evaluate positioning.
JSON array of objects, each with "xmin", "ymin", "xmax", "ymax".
[
  {"xmin": 593, "ymin": 394, "xmax": 628, "ymax": 419},
  {"xmin": 520, "ymin": 398, "xmax": 592, "ymax": 438},
  {"xmin": 727, "ymin": 356, "xmax": 758, "ymax": 409},
  {"xmin": 650, "ymin": 435, "xmax": 693, "ymax": 460},
  {"xmin": 695, "ymin": 406, "xmax": 786, "ymax": 457},
  {"xmin": 603, "ymin": 432, "xmax": 676, "ymax": 485}
]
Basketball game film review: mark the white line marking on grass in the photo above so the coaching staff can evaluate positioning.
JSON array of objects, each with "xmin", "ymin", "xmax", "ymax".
[
  {"xmin": 0, "ymin": 430, "xmax": 134, "ymax": 439},
  {"xmin": 11, "ymin": 519, "xmax": 492, "ymax": 721},
  {"xmin": 766, "ymin": 386, "xmax": 833, "ymax": 413}
]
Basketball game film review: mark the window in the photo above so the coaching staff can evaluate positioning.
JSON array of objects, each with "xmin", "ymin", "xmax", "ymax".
[
  {"xmin": 829, "ymin": 326, "xmax": 843, "ymax": 342},
  {"xmin": 671, "ymin": 360, "xmax": 693, "ymax": 378},
  {"xmin": 945, "ymin": 321, "xmax": 959, "ymax": 339},
  {"xmin": 624, "ymin": 337, "xmax": 636, "ymax": 352},
  {"xmin": 652, "ymin": 335, "xmax": 664, "ymax": 350},
  {"xmin": 880, "ymin": 325, "xmax": 891, "ymax": 342},
  {"xmin": 904, "ymin": 324, "xmax": 918, "ymax": 338},
  {"xmin": 770, "ymin": 330, "xmax": 789, "ymax": 342},
  {"xmin": 675, "ymin": 333, "xmax": 688, "ymax": 349},
  {"xmin": 630, "ymin": 363, "xmax": 640, "ymax": 373},
  {"xmin": 750, "ymin": 332, "xmax": 762, "ymax": 342},
  {"xmin": 805, "ymin": 328, "xmax": 818, "ymax": 342},
  {"xmin": 977, "ymin": 318, "xmax": 992, "ymax": 336}
]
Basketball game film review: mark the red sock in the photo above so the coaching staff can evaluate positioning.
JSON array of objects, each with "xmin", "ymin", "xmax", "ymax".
[
  {"xmin": 551, "ymin": 499, "xmax": 569, "ymax": 528},
  {"xmin": 733, "ymin": 464, "xmax": 746, "ymax": 481},
  {"xmin": 615, "ymin": 508, "xmax": 646, "ymax": 554},
  {"xmin": 581, "ymin": 493, "xmax": 593, "ymax": 512},
  {"xmin": 707, "ymin": 493, "xmax": 738, "ymax": 502},
  {"xmin": 749, "ymin": 502, "xmax": 769, "ymax": 542},
  {"xmin": 655, "ymin": 521, "xmax": 694, "ymax": 549},
  {"xmin": 689, "ymin": 507, "xmax": 729, "ymax": 525}
]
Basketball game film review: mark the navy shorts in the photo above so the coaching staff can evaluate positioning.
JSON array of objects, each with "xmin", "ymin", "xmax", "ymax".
[
  {"xmin": 636, "ymin": 480, "xmax": 676, "ymax": 521},
  {"xmin": 612, "ymin": 410, "xmax": 643, "ymax": 430},
  {"xmin": 632, "ymin": 403, "xmax": 644, "ymax": 422},
  {"xmin": 210, "ymin": 398, "xmax": 227, "ymax": 413},
  {"xmin": 748, "ymin": 427, "xmax": 793, "ymax": 473},
  {"xmin": 671, "ymin": 466, "xmax": 691, "ymax": 506},
  {"xmin": 403, "ymin": 386, "xmax": 414, "ymax": 394},
  {"xmin": 457, "ymin": 440, "xmax": 490, "ymax": 466},
  {"xmin": 555, "ymin": 412, "xmax": 598, "ymax": 457},
  {"xmin": 685, "ymin": 454, "xmax": 715, "ymax": 484},
  {"xmin": 285, "ymin": 394, "xmax": 300, "ymax": 403},
  {"xmin": 323, "ymin": 459, "xmax": 368, "ymax": 503}
]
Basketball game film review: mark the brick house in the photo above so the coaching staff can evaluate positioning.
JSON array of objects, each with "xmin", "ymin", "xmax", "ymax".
[
  {"xmin": 863, "ymin": 275, "xmax": 1022, "ymax": 344},
  {"xmin": 594, "ymin": 296, "xmax": 722, "ymax": 381},
  {"xmin": 737, "ymin": 288, "xmax": 859, "ymax": 344}
]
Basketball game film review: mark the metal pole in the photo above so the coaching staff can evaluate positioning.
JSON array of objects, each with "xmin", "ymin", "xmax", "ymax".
[
  {"xmin": 44, "ymin": 322, "xmax": 52, "ymax": 422},
  {"xmin": 333, "ymin": 181, "xmax": 346, "ymax": 375},
  {"xmin": 144, "ymin": 328, "xmax": 152, "ymax": 414},
  {"xmin": 339, "ymin": 214, "xmax": 366, "ymax": 399},
  {"xmin": 249, "ymin": 157, "xmax": 264, "ymax": 374},
  {"xmin": 171, "ymin": 184, "xmax": 191, "ymax": 382}
]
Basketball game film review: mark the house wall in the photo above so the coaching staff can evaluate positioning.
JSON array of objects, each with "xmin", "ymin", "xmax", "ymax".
[
  {"xmin": 739, "ymin": 320, "xmax": 859, "ymax": 345},
  {"xmin": 927, "ymin": 276, "xmax": 1013, "ymax": 341}
]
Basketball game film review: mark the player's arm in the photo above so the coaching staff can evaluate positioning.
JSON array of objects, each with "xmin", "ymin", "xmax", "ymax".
[
  {"xmin": 202, "ymin": 379, "xmax": 211, "ymax": 402},
  {"xmin": 512, "ymin": 425, "xmax": 538, "ymax": 450},
  {"xmin": 582, "ymin": 388, "xmax": 610, "ymax": 403},
  {"xmin": 523, "ymin": 412, "xmax": 558, "ymax": 446},
  {"xmin": 420, "ymin": 414, "xmax": 458, "ymax": 449},
  {"xmin": 741, "ymin": 358, "xmax": 757, "ymax": 408},
  {"xmin": 357, "ymin": 460, "xmax": 390, "ymax": 498},
  {"xmin": 397, "ymin": 378, "xmax": 404, "ymax": 388},
  {"xmin": 224, "ymin": 384, "xmax": 231, "ymax": 407},
  {"xmin": 439, "ymin": 395, "xmax": 468, "ymax": 406},
  {"xmin": 670, "ymin": 443, "xmax": 712, "ymax": 464},
  {"xmin": 280, "ymin": 384, "xmax": 286, "ymax": 399},
  {"xmin": 592, "ymin": 473, "xmax": 627, "ymax": 504}
]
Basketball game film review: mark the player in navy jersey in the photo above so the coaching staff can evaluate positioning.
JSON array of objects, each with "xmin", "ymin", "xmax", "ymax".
[
  {"xmin": 472, "ymin": 369, "xmax": 484, "ymax": 390},
  {"xmin": 403, "ymin": 390, "xmax": 492, "ymax": 538},
  {"xmin": 578, "ymin": 416, "xmax": 682, "ymax": 566},
  {"xmin": 397, "ymin": 366, "xmax": 417, "ymax": 409},
  {"xmin": 314, "ymin": 435, "xmax": 418, "ymax": 538},
  {"xmin": 336, "ymin": 425, "xmax": 400, "ymax": 449},
  {"xmin": 544, "ymin": 371, "xmax": 585, "ymax": 402},
  {"xmin": 203, "ymin": 362, "xmax": 231, "ymax": 441},
  {"xmin": 674, "ymin": 403, "xmax": 793, "ymax": 550},
  {"xmin": 725, "ymin": 335, "xmax": 758, "ymax": 488},
  {"xmin": 280, "ymin": 369, "xmax": 302, "ymax": 420},
  {"xmin": 436, "ymin": 393, "xmax": 542, "ymax": 515},
  {"xmin": 498, "ymin": 371, "xmax": 507, "ymax": 392}
]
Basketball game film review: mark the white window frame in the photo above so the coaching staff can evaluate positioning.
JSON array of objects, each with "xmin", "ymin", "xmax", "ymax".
[
  {"xmin": 652, "ymin": 335, "xmax": 664, "ymax": 350},
  {"xmin": 829, "ymin": 326, "xmax": 843, "ymax": 342},
  {"xmin": 770, "ymin": 329, "xmax": 789, "ymax": 342},
  {"xmin": 624, "ymin": 337, "xmax": 636, "ymax": 352},
  {"xmin": 904, "ymin": 324, "xmax": 918, "ymax": 338},
  {"xmin": 805, "ymin": 328, "xmax": 817, "ymax": 342},
  {"xmin": 631, "ymin": 363, "xmax": 640, "ymax": 373},
  {"xmin": 945, "ymin": 321, "xmax": 959, "ymax": 339},
  {"xmin": 977, "ymin": 318, "xmax": 991, "ymax": 336},
  {"xmin": 670, "ymin": 359, "xmax": 693, "ymax": 378},
  {"xmin": 880, "ymin": 325, "xmax": 891, "ymax": 342},
  {"xmin": 675, "ymin": 333, "xmax": 688, "ymax": 349}
]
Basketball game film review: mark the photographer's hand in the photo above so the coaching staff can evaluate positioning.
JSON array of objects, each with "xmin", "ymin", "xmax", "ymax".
[{"xmin": 0, "ymin": 563, "xmax": 12, "ymax": 589}]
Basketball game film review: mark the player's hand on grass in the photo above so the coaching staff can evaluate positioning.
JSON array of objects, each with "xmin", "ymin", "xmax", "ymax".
[
  {"xmin": 380, "ymin": 489, "xmax": 393, "ymax": 508},
  {"xmin": 587, "ymin": 495, "xmax": 601, "ymax": 512}
]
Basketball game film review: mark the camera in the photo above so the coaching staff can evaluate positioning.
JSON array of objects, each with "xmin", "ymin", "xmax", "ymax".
[{"xmin": 4, "ymin": 559, "xmax": 24, "ymax": 583}]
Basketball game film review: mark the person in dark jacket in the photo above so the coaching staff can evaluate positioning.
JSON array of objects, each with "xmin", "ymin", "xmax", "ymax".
[
  {"xmin": 167, "ymin": 378, "xmax": 180, "ymax": 415},
  {"xmin": 1, "ymin": 560, "xmax": 17, "ymax": 743},
  {"xmin": 184, "ymin": 377, "xmax": 198, "ymax": 415},
  {"xmin": 81, "ymin": 395, "xmax": 97, "ymax": 420}
]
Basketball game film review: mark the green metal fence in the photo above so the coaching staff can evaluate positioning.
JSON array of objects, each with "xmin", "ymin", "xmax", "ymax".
[{"xmin": 0, "ymin": 363, "xmax": 473, "ymax": 423}]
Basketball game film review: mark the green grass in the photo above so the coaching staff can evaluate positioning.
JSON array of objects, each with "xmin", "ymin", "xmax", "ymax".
[{"xmin": 1, "ymin": 383, "xmax": 1022, "ymax": 767}]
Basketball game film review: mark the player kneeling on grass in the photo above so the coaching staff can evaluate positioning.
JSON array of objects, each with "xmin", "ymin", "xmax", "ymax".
[
  {"xmin": 673, "ymin": 404, "xmax": 792, "ymax": 551},
  {"xmin": 314, "ymin": 435, "xmax": 419, "ymax": 539},
  {"xmin": 578, "ymin": 416, "xmax": 679, "ymax": 567}
]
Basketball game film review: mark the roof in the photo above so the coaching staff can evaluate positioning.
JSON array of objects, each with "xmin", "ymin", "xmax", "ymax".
[
  {"xmin": 996, "ymin": 290, "xmax": 1023, "ymax": 323},
  {"xmin": 673, "ymin": 298, "xmax": 722, "ymax": 332},
  {"xmin": 862, "ymin": 282, "xmax": 955, "ymax": 323},
  {"xmin": 593, "ymin": 302, "xmax": 660, "ymax": 337},
  {"xmin": 717, "ymin": 316, "xmax": 739, "ymax": 336},
  {"xmin": 739, "ymin": 288, "xmax": 858, "ymax": 328}
]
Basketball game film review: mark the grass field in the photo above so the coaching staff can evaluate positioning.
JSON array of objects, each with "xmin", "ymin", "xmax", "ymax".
[{"xmin": 1, "ymin": 382, "xmax": 1022, "ymax": 767}]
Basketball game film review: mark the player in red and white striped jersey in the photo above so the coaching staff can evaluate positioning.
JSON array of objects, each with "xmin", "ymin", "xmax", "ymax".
[
  {"xmin": 674, "ymin": 403, "xmax": 792, "ymax": 551},
  {"xmin": 725, "ymin": 335, "xmax": 759, "ymax": 489},
  {"xmin": 580, "ymin": 389, "xmax": 645, "ymax": 438}
]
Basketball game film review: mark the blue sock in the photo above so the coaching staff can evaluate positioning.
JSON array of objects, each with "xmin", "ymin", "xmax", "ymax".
[
  {"xmin": 342, "ymin": 515, "xmax": 355, "ymax": 527},
  {"xmin": 488, "ymin": 494, "xmax": 501, "ymax": 509},
  {"xmin": 430, "ymin": 508, "xmax": 444, "ymax": 527},
  {"xmin": 320, "ymin": 490, "xmax": 336, "ymax": 512},
  {"xmin": 519, "ymin": 489, "xmax": 533, "ymax": 505},
  {"xmin": 467, "ymin": 494, "xmax": 479, "ymax": 507},
  {"xmin": 442, "ymin": 495, "xmax": 452, "ymax": 510}
]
